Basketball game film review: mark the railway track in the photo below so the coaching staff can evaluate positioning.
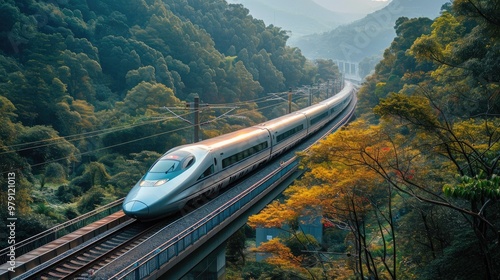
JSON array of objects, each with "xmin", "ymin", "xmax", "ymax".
[
  {"xmin": 21, "ymin": 217, "xmax": 174, "ymax": 280},
  {"xmin": 1, "ymin": 211, "xmax": 177, "ymax": 280},
  {"xmin": 1, "ymin": 183, "xmax": 224, "ymax": 280},
  {"xmin": 37, "ymin": 221, "xmax": 150, "ymax": 279}
]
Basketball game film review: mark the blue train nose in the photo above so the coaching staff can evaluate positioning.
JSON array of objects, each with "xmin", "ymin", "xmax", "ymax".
[{"xmin": 123, "ymin": 200, "xmax": 149, "ymax": 218}]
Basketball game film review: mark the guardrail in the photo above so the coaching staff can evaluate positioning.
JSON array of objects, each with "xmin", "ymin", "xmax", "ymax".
[
  {"xmin": 0, "ymin": 198, "xmax": 124, "ymax": 263},
  {"xmin": 114, "ymin": 158, "xmax": 299, "ymax": 280},
  {"xmin": 112, "ymin": 90, "xmax": 358, "ymax": 280}
]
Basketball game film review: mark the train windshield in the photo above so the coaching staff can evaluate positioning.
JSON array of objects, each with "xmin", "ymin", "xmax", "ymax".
[
  {"xmin": 143, "ymin": 151, "xmax": 196, "ymax": 181},
  {"xmin": 149, "ymin": 159, "xmax": 178, "ymax": 173}
]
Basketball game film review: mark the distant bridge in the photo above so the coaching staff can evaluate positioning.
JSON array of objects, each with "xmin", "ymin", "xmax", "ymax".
[{"xmin": 335, "ymin": 60, "xmax": 361, "ymax": 81}]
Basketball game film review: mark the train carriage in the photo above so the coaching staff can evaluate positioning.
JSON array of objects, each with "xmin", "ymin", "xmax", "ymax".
[
  {"xmin": 204, "ymin": 127, "xmax": 272, "ymax": 188},
  {"xmin": 300, "ymin": 104, "xmax": 330, "ymax": 135},
  {"xmin": 255, "ymin": 112, "xmax": 308, "ymax": 161},
  {"xmin": 123, "ymin": 82, "xmax": 355, "ymax": 221}
]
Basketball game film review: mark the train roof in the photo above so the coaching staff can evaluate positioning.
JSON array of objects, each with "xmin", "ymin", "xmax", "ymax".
[
  {"xmin": 196, "ymin": 126, "xmax": 269, "ymax": 151},
  {"xmin": 166, "ymin": 81, "xmax": 355, "ymax": 154},
  {"xmin": 254, "ymin": 111, "xmax": 306, "ymax": 129}
]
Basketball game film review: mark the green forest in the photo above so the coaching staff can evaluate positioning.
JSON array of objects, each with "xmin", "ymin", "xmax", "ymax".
[
  {"xmin": 0, "ymin": 0, "xmax": 341, "ymax": 248},
  {"xmin": 246, "ymin": 0, "xmax": 500, "ymax": 279}
]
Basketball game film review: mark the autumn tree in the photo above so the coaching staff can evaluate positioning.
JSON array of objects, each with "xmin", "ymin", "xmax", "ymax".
[
  {"xmin": 379, "ymin": 2, "xmax": 500, "ymax": 253},
  {"xmin": 250, "ymin": 1, "xmax": 499, "ymax": 279},
  {"xmin": 374, "ymin": 92, "xmax": 500, "ymax": 278},
  {"xmin": 409, "ymin": 3, "xmax": 500, "ymax": 117},
  {"xmin": 356, "ymin": 16, "xmax": 435, "ymax": 114},
  {"xmin": 249, "ymin": 122, "xmax": 403, "ymax": 279},
  {"xmin": 294, "ymin": 121, "xmax": 403, "ymax": 279}
]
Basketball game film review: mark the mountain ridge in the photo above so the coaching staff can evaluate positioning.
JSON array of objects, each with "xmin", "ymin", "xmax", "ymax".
[
  {"xmin": 312, "ymin": 0, "xmax": 390, "ymax": 14},
  {"xmin": 293, "ymin": 0, "xmax": 449, "ymax": 63},
  {"xmin": 226, "ymin": 0, "xmax": 362, "ymax": 40}
]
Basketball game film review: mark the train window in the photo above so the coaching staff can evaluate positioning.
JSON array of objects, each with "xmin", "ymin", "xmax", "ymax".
[
  {"xmin": 330, "ymin": 106, "xmax": 337, "ymax": 114},
  {"xmin": 149, "ymin": 159, "xmax": 178, "ymax": 173},
  {"xmin": 182, "ymin": 156, "xmax": 195, "ymax": 169},
  {"xmin": 222, "ymin": 141, "xmax": 269, "ymax": 168},
  {"xmin": 148, "ymin": 151, "xmax": 195, "ymax": 174},
  {"xmin": 310, "ymin": 112, "xmax": 328, "ymax": 125},
  {"xmin": 276, "ymin": 124, "xmax": 304, "ymax": 143},
  {"xmin": 198, "ymin": 165, "xmax": 214, "ymax": 180}
]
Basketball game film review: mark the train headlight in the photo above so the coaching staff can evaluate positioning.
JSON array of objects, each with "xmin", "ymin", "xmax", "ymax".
[{"xmin": 154, "ymin": 179, "xmax": 169, "ymax": 186}]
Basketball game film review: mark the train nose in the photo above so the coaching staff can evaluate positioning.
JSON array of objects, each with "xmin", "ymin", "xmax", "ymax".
[{"xmin": 123, "ymin": 200, "xmax": 149, "ymax": 218}]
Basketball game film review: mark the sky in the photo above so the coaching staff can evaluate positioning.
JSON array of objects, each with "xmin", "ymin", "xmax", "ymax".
[{"xmin": 311, "ymin": 0, "xmax": 391, "ymax": 14}]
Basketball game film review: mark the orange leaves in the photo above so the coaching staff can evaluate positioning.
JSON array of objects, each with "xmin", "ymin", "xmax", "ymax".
[
  {"xmin": 248, "ymin": 119, "xmax": 435, "ymax": 276},
  {"xmin": 308, "ymin": 120, "xmax": 393, "ymax": 183},
  {"xmin": 374, "ymin": 93, "xmax": 440, "ymax": 130},
  {"xmin": 286, "ymin": 184, "xmax": 330, "ymax": 215},
  {"xmin": 248, "ymin": 200, "xmax": 298, "ymax": 229},
  {"xmin": 251, "ymin": 238, "xmax": 305, "ymax": 272}
]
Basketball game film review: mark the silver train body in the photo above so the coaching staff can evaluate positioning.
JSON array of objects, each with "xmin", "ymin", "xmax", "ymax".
[{"xmin": 123, "ymin": 82, "xmax": 355, "ymax": 220}]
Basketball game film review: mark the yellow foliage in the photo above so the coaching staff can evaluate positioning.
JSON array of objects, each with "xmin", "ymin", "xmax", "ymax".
[
  {"xmin": 248, "ymin": 200, "xmax": 297, "ymax": 229},
  {"xmin": 452, "ymin": 118, "xmax": 500, "ymax": 154},
  {"xmin": 251, "ymin": 238, "xmax": 305, "ymax": 272}
]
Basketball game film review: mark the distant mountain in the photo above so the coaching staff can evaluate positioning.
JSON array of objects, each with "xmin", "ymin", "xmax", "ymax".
[
  {"xmin": 294, "ymin": 0, "xmax": 450, "ymax": 62},
  {"xmin": 226, "ymin": 0, "xmax": 363, "ymax": 42},
  {"xmin": 312, "ymin": 0, "xmax": 391, "ymax": 15}
]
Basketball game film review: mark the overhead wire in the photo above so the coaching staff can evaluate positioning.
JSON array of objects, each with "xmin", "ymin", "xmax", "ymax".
[
  {"xmin": 208, "ymin": 90, "xmax": 290, "ymax": 107},
  {"xmin": 0, "ymin": 114, "xmax": 199, "ymax": 164},
  {"xmin": 16, "ymin": 123, "xmax": 196, "ymax": 171},
  {"xmin": 0, "ymin": 91, "xmax": 294, "ymax": 156},
  {"xmin": 0, "ymin": 97, "xmax": 287, "ymax": 173},
  {"xmin": 0, "ymin": 114, "xmax": 191, "ymax": 155},
  {"xmin": 1, "ymin": 90, "xmax": 311, "ymax": 174}
]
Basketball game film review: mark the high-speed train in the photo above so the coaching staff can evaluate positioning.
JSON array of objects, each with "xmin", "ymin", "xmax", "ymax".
[{"xmin": 123, "ymin": 82, "xmax": 355, "ymax": 221}]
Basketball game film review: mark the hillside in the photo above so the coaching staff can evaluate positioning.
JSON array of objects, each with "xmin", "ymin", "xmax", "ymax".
[
  {"xmin": 226, "ymin": 0, "xmax": 360, "ymax": 41},
  {"xmin": 247, "ymin": 0, "xmax": 500, "ymax": 277},
  {"xmin": 0, "ymin": 0, "xmax": 342, "ymax": 245},
  {"xmin": 294, "ymin": 0, "xmax": 449, "ymax": 64},
  {"xmin": 313, "ymin": 0, "xmax": 390, "ymax": 14}
]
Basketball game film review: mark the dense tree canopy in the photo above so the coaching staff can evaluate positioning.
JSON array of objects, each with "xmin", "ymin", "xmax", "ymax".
[
  {"xmin": 0, "ymin": 0, "xmax": 342, "ymax": 247},
  {"xmin": 249, "ymin": 1, "xmax": 500, "ymax": 279}
]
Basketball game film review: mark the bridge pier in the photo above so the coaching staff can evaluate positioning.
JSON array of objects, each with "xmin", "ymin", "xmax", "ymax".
[
  {"xmin": 176, "ymin": 243, "xmax": 226, "ymax": 280},
  {"xmin": 336, "ymin": 60, "xmax": 360, "ymax": 81},
  {"xmin": 155, "ymin": 165, "xmax": 305, "ymax": 280}
]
